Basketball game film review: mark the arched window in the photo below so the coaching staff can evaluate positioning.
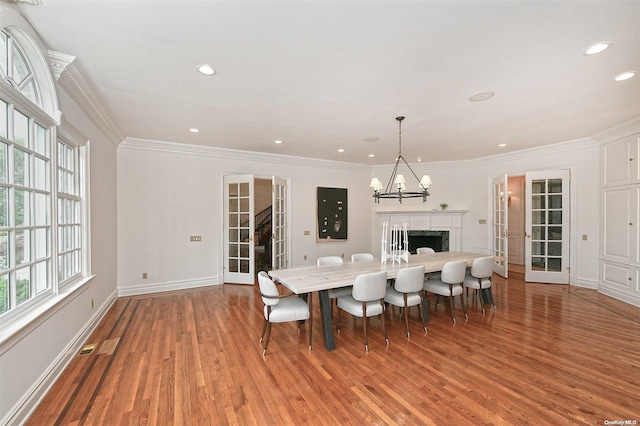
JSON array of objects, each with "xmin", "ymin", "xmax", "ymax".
[
  {"xmin": 0, "ymin": 29, "xmax": 41, "ymax": 106},
  {"xmin": 0, "ymin": 24, "xmax": 88, "ymax": 327}
]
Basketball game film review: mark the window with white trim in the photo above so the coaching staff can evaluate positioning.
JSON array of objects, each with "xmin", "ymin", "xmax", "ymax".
[
  {"xmin": 0, "ymin": 28, "xmax": 89, "ymax": 324},
  {"xmin": 57, "ymin": 136, "xmax": 84, "ymax": 285}
]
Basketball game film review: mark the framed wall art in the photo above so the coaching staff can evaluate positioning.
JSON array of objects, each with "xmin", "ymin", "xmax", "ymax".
[{"xmin": 316, "ymin": 187, "xmax": 348, "ymax": 242}]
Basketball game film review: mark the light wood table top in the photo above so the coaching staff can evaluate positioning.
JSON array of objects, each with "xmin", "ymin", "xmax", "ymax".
[{"xmin": 269, "ymin": 251, "xmax": 490, "ymax": 294}]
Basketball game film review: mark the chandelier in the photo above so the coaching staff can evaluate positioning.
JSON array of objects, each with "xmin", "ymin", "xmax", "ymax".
[{"xmin": 370, "ymin": 116, "xmax": 432, "ymax": 204}]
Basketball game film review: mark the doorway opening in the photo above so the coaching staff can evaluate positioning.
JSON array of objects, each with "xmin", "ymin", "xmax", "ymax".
[
  {"xmin": 507, "ymin": 175, "xmax": 525, "ymax": 275},
  {"xmin": 254, "ymin": 178, "xmax": 272, "ymax": 273}
]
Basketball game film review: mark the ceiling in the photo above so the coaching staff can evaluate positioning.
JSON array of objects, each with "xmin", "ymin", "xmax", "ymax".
[{"xmin": 15, "ymin": 0, "xmax": 640, "ymax": 165}]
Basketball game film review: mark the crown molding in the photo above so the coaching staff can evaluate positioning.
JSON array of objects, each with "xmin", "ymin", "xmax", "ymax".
[
  {"xmin": 591, "ymin": 116, "xmax": 640, "ymax": 143},
  {"xmin": 49, "ymin": 50, "xmax": 124, "ymax": 147},
  {"xmin": 372, "ymin": 137, "xmax": 600, "ymax": 175},
  {"xmin": 121, "ymin": 138, "xmax": 371, "ymax": 173}
]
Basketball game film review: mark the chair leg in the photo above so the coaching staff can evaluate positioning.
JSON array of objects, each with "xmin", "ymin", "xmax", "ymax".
[
  {"xmin": 262, "ymin": 321, "xmax": 272, "ymax": 355},
  {"xmin": 403, "ymin": 294, "xmax": 410, "ymax": 338},
  {"xmin": 477, "ymin": 289, "xmax": 485, "ymax": 314},
  {"xmin": 362, "ymin": 302, "xmax": 368, "ymax": 351},
  {"xmin": 380, "ymin": 299, "xmax": 389, "ymax": 346},
  {"xmin": 417, "ymin": 299, "xmax": 427, "ymax": 333},
  {"xmin": 259, "ymin": 318, "xmax": 268, "ymax": 343},
  {"xmin": 337, "ymin": 306, "xmax": 342, "ymax": 335},
  {"xmin": 459, "ymin": 284, "xmax": 468, "ymax": 320},
  {"xmin": 447, "ymin": 295, "xmax": 457, "ymax": 324},
  {"xmin": 488, "ymin": 287, "xmax": 497, "ymax": 311}
]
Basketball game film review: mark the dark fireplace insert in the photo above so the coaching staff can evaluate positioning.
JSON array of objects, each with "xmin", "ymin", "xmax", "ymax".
[{"xmin": 391, "ymin": 230, "xmax": 450, "ymax": 253}]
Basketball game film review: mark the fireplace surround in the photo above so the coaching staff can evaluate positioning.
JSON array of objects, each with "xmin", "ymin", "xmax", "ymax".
[{"xmin": 376, "ymin": 209, "xmax": 467, "ymax": 253}]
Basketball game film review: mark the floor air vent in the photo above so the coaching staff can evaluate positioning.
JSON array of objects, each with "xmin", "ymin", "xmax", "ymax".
[{"xmin": 78, "ymin": 344, "xmax": 97, "ymax": 356}]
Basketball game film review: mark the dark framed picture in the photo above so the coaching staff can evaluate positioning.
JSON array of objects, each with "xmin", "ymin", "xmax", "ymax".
[{"xmin": 316, "ymin": 187, "xmax": 348, "ymax": 242}]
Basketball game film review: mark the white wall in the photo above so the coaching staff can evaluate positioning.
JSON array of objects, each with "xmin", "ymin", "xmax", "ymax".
[
  {"xmin": 0, "ymin": 10, "xmax": 119, "ymax": 422},
  {"xmin": 370, "ymin": 138, "xmax": 601, "ymax": 288},
  {"xmin": 117, "ymin": 140, "xmax": 373, "ymax": 294}
]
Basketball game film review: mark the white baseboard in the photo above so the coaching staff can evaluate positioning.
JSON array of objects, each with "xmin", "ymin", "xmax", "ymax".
[
  {"xmin": 2, "ymin": 289, "xmax": 117, "ymax": 426},
  {"xmin": 118, "ymin": 276, "xmax": 221, "ymax": 297},
  {"xmin": 597, "ymin": 286, "xmax": 640, "ymax": 308}
]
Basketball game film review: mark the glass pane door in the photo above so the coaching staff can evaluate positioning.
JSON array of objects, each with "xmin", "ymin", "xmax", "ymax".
[
  {"xmin": 223, "ymin": 174, "xmax": 254, "ymax": 284},
  {"xmin": 525, "ymin": 170, "xmax": 570, "ymax": 284},
  {"xmin": 492, "ymin": 175, "xmax": 508, "ymax": 277},
  {"xmin": 271, "ymin": 176, "xmax": 288, "ymax": 270}
]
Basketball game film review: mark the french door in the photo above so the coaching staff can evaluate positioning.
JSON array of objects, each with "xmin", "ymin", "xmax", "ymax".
[
  {"xmin": 223, "ymin": 174, "xmax": 255, "ymax": 284},
  {"xmin": 492, "ymin": 175, "xmax": 508, "ymax": 277},
  {"xmin": 271, "ymin": 176, "xmax": 288, "ymax": 270},
  {"xmin": 524, "ymin": 170, "xmax": 570, "ymax": 284}
]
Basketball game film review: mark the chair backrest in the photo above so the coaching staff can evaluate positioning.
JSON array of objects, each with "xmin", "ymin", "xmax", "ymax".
[
  {"xmin": 470, "ymin": 256, "xmax": 494, "ymax": 279},
  {"xmin": 440, "ymin": 260, "xmax": 468, "ymax": 284},
  {"xmin": 257, "ymin": 271, "xmax": 279, "ymax": 306},
  {"xmin": 394, "ymin": 265, "xmax": 425, "ymax": 293},
  {"xmin": 352, "ymin": 270, "xmax": 387, "ymax": 302},
  {"xmin": 317, "ymin": 256, "xmax": 344, "ymax": 266},
  {"xmin": 351, "ymin": 253, "xmax": 374, "ymax": 262},
  {"xmin": 416, "ymin": 247, "xmax": 435, "ymax": 254}
]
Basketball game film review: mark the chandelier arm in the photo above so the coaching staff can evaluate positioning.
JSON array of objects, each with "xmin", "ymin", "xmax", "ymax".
[
  {"xmin": 383, "ymin": 159, "xmax": 401, "ymax": 194},
  {"xmin": 398, "ymin": 155, "xmax": 425, "ymax": 188}
]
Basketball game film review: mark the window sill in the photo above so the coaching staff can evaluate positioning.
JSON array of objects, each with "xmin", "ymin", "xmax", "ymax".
[{"xmin": 0, "ymin": 274, "xmax": 96, "ymax": 352}]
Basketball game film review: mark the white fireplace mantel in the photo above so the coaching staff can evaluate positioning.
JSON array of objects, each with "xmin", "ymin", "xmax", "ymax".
[{"xmin": 375, "ymin": 208, "xmax": 468, "ymax": 251}]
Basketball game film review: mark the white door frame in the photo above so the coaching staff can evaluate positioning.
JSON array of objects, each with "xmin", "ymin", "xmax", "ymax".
[{"xmin": 524, "ymin": 169, "xmax": 571, "ymax": 284}]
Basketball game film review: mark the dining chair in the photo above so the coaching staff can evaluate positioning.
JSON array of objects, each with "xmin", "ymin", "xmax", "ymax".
[
  {"xmin": 464, "ymin": 256, "xmax": 496, "ymax": 314},
  {"xmin": 416, "ymin": 247, "xmax": 440, "ymax": 280},
  {"xmin": 351, "ymin": 253, "xmax": 374, "ymax": 262},
  {"xmin": 384, "ymin": 265, "xmax": 427, "ymax": 337},
  {"xmin": 257, "ymin": 271, "xmax": 311, "ymax": 355},
  {"xmin": 317, "ymin": 256, "xmax": 352, "ymax": 302},
  {"xmin": 423, "ymin": 260, "xmax": 468, "ymax": 324},
  {"xmin": 336, "ymin": 270, "xmax": 389, "ymax": 351}
]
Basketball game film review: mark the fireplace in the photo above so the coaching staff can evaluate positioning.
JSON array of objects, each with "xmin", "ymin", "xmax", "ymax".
[{"xmin": 391, "ymin": 230, "xmax": 450, "ymax": 253}]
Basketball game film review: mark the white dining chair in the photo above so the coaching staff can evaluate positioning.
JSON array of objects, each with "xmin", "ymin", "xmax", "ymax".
[
  {"xmin": 423, "ymin": 260, "xmax": 468, "ymax": 324},
  {"xmin": 257, "ymin": 271, "xmax": 311, "ymax": 355},
  {"xmin": 317, "ymin": 256, "xmax": 352, "ymax": 302},
  {"xmin": 351, "ymin": 253, "xmax": 374, "ymax": 262},
  {"xmin": 384, "ymin": 265, "xmax": 427, "ymax": 337},
  {"xmin": 416, "ymin": 246, "xmax": 440, "ymax": 280},
  {"xmin": 464, "ymin": 256, "xmax": 496, "ymax": 314},
  {"xmin": 336, "ymin": 270, "xmax": 389, "ymax": 351}
]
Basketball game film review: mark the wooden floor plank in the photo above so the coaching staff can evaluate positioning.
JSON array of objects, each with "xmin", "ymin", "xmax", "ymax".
[{"xmin": 25, "ymin": 273, "xmax": 640, "ymax": 425}]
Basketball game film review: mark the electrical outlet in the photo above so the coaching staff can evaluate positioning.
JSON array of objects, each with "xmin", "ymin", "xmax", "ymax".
[
  {"xmin": 304, "ymin": 230, "xmax": 310, "ymax": 236},
  {"xmin": 479, "ymin": 219, "xmax": 487, "ymax": 224},
  {"xmin": 582, "ymin": 234, "xmax": 588, "ymax": 241},
  {"xmin": 304, "ymin": 255, "xmax": 307, "ymax": 260},
  {"xmin": 91, "ymin": 298, "xmax": 94, "ymax": 309},
  {"xmin": 142, "ymin": 272, "xmax": 148, "ymax": 279},
  {"xmin": 190, "ymin": 235, "xmax": 202, "ymax": 242}
]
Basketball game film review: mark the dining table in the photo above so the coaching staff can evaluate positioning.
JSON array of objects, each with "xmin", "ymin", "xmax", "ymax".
[{"xmin": 268, "ymin": 251, "xmax": 496, "ymax": 351}]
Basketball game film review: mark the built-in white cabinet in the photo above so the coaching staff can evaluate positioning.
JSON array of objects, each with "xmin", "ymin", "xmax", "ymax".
[{"xmin": 600, "ymin": 129, "xmax": 640, "ymax": 307}]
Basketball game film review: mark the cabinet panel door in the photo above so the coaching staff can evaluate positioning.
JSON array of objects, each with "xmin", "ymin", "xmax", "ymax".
[
  {"xmin": 603, "ymin": 135, "xmax": 637, "ymax": 186},
  {"xmin": 602, "ymin": 187, "xmax": 634, "ymax": 261}
]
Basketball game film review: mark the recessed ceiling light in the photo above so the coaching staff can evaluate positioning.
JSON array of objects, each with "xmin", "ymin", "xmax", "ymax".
[
  {"xmin": 338, "ymin": 148, "xmax": 344, "ymax": 152},
  {"xmin": 197, "ymin": 64, "xmax": 216, "ymax": 75},
  {"xmin": 189, "ymin": 128, "xmax": 199, "ymax": 133},
  {"xmin": 584, "ymin": 42, "xmax": 610, "ymax": 55},
  {"xmin": 368, "ymin": 154, "xmax": 375, "ymax": 158},
  {"xmin": 498, "ymin": 143, "xmax": 507, "ymax": 147},
  {"xmin": 417, "ymin": 158, "xmax": 422, "ymax": 162},
  {"xmin": 614, "ymin": 71, "xmax": 636, "ymax": 82},
  {"xmin": 469, "ymin": 91, "xmax": 495, "ymax": 102},
  {"xmin": 274, "ymin": 140, "xmax": 283, "ymax": 144}
]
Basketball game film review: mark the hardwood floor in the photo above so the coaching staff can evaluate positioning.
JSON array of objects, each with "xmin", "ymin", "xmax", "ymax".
[{"xmin": 27, "ymin": 273, "xmax": 640, "ymax": 425}]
